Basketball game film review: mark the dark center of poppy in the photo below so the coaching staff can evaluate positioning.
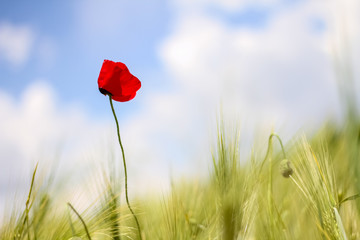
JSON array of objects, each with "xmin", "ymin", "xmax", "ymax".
[{"xmin": 99, "ymin": 88, "xmax": 113, "ymax": 96}]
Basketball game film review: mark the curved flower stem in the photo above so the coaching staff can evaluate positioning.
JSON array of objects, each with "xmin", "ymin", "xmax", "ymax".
[
  {"xmin": 258, "ymin": 133, "xmax": 287, "ymax": 231},
  {"xmin": 259, "ymin": 133, "xmax": 287, "ymax": 173},
  {"xmin": 109, "ymin": 95, "xmax": 142, "ymax": 240}
]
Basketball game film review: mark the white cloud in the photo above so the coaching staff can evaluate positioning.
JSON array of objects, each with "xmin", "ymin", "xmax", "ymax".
[
  {"xmin": 0, "ymin": 22, "xmax": 35, "ymax": 67},
  {"xmin": 0, "ymin": 82, "xmax": 97, "ymax": 164},
  {"xmin": 0, "ymin": 22, "xmax": 57, "ymax": 69},
  {"xmin": 328, "ymin": 0, "xmax": 360, "ymax": 109},
  {"xmin": 159, "ymin": 0, "xmax": 349, "ymax": 132},
  {"xmin": 0, "ymin": 82, "xmax": 111, "ymax": 212},
  {"xmin": 0, "ymin": 82, "xmax": 187, "ymax": 212}
]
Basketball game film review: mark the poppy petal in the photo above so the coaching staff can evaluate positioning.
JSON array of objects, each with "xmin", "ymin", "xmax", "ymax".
[{"xmin": 97, "ymin": 60, "xmax": 141, "ymax": 102}]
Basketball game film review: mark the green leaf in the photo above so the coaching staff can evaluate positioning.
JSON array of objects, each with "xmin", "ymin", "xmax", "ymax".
[{"xmin": 340, "ymin": 193, "xmax": 360, "ymax": 205}]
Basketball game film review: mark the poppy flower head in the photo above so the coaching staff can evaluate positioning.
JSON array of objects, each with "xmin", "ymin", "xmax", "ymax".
[{"xmin": 98, "ymin": 60, "xmax": 141, "ymax": 102}]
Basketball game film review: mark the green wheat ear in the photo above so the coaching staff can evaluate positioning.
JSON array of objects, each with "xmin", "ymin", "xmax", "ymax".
[{"xmin": 333, "ymin": 207, "xmax": 348, "ymax": 240}]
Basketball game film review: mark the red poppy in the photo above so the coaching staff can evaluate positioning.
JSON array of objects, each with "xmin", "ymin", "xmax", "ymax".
[{"xmin": 98, "ymin": 60, "xmax": 141, "ymax": 102}]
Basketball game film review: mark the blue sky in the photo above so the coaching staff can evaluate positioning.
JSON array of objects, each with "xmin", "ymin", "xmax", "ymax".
[
  {"xmin": 0, "ymin": 0, "xmax": 359, "ymax": 209},
  {"xmin": 0, "ymin": 0, "xmax": 173, "ymax": 117},
  {"xmin": 0, "ymin": 0, "xmax": 329, "ymax": 113}
]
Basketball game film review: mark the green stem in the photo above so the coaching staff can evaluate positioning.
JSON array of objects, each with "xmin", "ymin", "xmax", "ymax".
[
  {"xmin": 109, "ymin": 95, "xmax": 142, "ymax": 240},
  {"xmin": 67, "ymin": 203, "xmax": 92, "ymax": 240},
  {"xmin": 19, "ymin": 163, "xmax": 38, "ymax": 240},
  {"xmin": 67, "ymin": 207, "xmax": 76, "ymax": 237}
]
